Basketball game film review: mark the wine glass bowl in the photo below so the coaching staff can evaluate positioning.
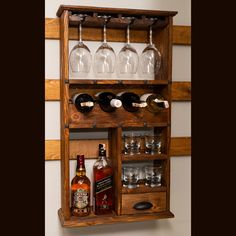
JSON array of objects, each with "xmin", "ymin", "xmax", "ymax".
[
  {"xmin": 94, "ymin": 15, "xmax": 116, "ymax": 78},
  {"xmin": 69, "ymin": 14, "xmax": 92, "ymax": 78},
  {"xmin": 140, "ymin": 22, "xmax": 162, "ymax": 77},
  {"xmin": 117, "ymin": 18, "xmax": 139, "ymax": 78}
]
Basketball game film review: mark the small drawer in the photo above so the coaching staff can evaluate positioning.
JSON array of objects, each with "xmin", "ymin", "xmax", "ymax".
[{"xmin": 121, "ymin": 192, "xmax": 166, "ymax": 215}]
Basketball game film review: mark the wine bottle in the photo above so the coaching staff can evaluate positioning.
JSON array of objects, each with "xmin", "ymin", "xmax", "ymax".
[
  {"xmin": 93, "ymin": 144, "xmax": 113, "ymax": 215},
  {"xmin": 95, "ymin": 92, "xmax": 122, "ymax": 112},
  {"xmin": 140, "ymin": 93, "xmax": 169, "ymax": 113},
  {"xmin": 117, "ymin": 92, "xmax": 147, "ymax": 112},
  {"xmin": 72, "ymin": 93, "xmax": 95, "ymax": 113},
  {"xmin": 71, "ymin": 154, "xmax": 91, "ymax": 217}
]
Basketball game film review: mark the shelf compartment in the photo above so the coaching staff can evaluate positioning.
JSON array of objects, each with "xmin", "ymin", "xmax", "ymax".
[
  {"xmin": 122, "ymin": 185, "xmax": 166, "ymax": 194},
  {"xmin": 121, "ymin": 192, "xmax": 166, "ymax": 215},
  {"xmin": 58, "ymin": 208, "xmax": 174, "ymax": 228},
  {"xmin": 121, "ymin": 153, "xmax": 167, "ymax": 162}
]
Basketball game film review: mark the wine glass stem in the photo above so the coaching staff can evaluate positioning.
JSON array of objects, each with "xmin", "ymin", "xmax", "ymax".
[
  {"xmin": 149, "ymin": 26, "xmax": 153, "ymax": 45},
  {"xmin": 103, "ymin": 24, "xmax": 107, "ymax": 43},
  {"xmin": 79, "ymin": 22, "xmax": 82, "ymax": 43},
  {"xmin": 127, "ymin": 24, "xmax": 130, "ymax": 44}
]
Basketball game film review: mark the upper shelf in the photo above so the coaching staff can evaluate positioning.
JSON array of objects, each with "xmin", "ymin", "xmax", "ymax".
[
  {"xmin": 57, "ymin": 5, "xmax": 177, "ymax": 30},
  {"xmin": 68, "ymin": 79, "xmax": 169, "ymax": 85},
  {"xmin": 57, "ymin": 5, "xmax": 178, "ymax": 18}
]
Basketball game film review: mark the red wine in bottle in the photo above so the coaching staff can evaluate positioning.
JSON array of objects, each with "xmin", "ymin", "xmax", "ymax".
[
  {"xmin": 95, "ymin": 92, "xmax": 122, "ymax": 112},
  {"xmin": 117, "ymin": 92, "xmax": 147, "ymax": 112},
  {"xmin": 140, "ymin": 93, "xmax": 169, "ymax": 113},
  {"xmin": 72, "ymin": 93, "xmax": 95, "ymax": 113}
]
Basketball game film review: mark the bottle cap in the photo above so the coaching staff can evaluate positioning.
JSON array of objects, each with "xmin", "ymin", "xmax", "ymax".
[{"xmin": 110, "ymin": 99, "xmax": 122, "ymax": 108}]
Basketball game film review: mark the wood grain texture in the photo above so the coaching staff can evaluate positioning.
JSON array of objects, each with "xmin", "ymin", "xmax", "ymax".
[
  {"xmin": 121, "ymin": 192, "xmax": 166, "ymax": 215},
  {"xmin": 58, "ymin": 208, "xmax": 174, "ymax": 227},
  {"xmin": 45, "ymin": 137, "xmax": 191, "ymax": 161},
  {"xmin": 171, "ymin": 82, "xmax": 191, "ymax": 101},
  {"xmin": 45, "ymin": 79, "xmax": 191, "ymax": 101},
  {"xmin": 170, "ymin": 137, "xmax": 191, "ymax": 156},
  {"xmin": 45, "ymin": 18, "xmax": 191, "ymax": 45},
  {"xmin": 173, "ymin": 25, "xmax": 191, "ymax": 45}
]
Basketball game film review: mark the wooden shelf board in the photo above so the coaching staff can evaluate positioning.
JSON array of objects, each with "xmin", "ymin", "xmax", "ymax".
[
  {"xmin": 45, "ymin": 79, "xmax": 191, "ymax": 101},
  {"xmin": 69, "ymin": 122, "xmax": 168, "ymax": 129},
  {"xmin": 58, "ymin": 208, "xmax": 174, "ymax": 227},
  {"xmin": 68, "ymin": 79, "xmax": 169, "ymax": 85},
  {"xmin": 45, "ymin": 137, "xmax": 191, "ymax": 161},
  {"xmin": 122, "ymin": 153, "xmax": 167, "ymax": 161},
  {"xmin": 56, "ymin": 5, "xmax": 177, "ymax": 18},
  {"xmin": 122, "ymin": 185, "xmax": 167, "ymax": 194}
]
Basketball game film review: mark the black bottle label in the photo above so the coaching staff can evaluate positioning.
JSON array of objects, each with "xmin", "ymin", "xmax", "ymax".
[{"xmin": 95, "ymin": 176, "xmax": 112, "ymax": 194}]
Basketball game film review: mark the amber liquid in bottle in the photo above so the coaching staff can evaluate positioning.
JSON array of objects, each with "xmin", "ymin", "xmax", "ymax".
[
  {"xmin": 71, "ymin": 154, "xmax": 91, "ymax": 217},
  {"xmin": 93, "ymin": 144, "xmax": 113, "ymax": 215}
]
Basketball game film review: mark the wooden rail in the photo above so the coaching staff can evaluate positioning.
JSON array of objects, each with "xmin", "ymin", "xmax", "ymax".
[
  {"xmin": 45, "ymin": 18, "xmax": 191, "ymax": 45},
  {"xmin": 45, "ymin": 80, "xmax": 191, "ymax": 101},
  {"xmin": 45, "ymin": 137, "xmax": 191, "ymax": 161}
]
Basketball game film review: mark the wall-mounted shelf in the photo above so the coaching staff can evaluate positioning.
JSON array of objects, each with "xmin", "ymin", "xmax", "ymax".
[{"xmin": 57, "ymin": 4, "xmax": 177, "ymax": 228}]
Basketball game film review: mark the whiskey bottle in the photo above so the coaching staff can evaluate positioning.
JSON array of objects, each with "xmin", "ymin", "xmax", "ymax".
[
  {"xmin": 117, "ymin": 92, "xmax": 147, "ymax": 112},
  {"xmin": 140, "ymin": 93, "xmax": 169, "ymax": 113},
  {"xmin": 71, "ymin": 154, "xmax": 91, "ymax": 217},
  {"xmin": 95, "ymin": 92, "xmax": 122, "ymax": 112},
  {"xmin": 72, "ymin": 93, "xmax": 95, "ymax": 113},
  {"xmin": 93, "ymin": 144, "xmax": 113, "ymax": 215}
]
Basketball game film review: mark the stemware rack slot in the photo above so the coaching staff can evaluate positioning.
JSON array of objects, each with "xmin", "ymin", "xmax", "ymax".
[
  {"xmin": 69, "ymin": 12, "xmax": 168, "ymax": 29},
  {"xmin": 57, "ymin": 4, "xmax": 177, "ymax": 228}
]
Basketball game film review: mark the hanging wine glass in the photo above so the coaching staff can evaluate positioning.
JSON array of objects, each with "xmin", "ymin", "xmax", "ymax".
[
  {"xmin": 69, "ymin": 14, "xmax": 92, "ymax": 78},
  {"xmin": 93, "ymin": 15, "xmax": 116, "ymax": 78},
  {"xmin": 140, "ymin": 19, "xmax": 161, "ymax": 77},
  {"xmin": 117, "ymin": 17, "xmax": 139, "ymax": 78}
]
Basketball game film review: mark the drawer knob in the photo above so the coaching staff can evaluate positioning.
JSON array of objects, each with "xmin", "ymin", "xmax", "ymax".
[{"xmin": 133, "ymin": 201, "xmax": 153, "ymax": 210}]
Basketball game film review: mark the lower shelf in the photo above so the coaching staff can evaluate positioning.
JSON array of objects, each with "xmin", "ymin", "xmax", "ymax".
[{"xmin": 58, "ymin": 208, "xmax": 174, "ymax": 228}]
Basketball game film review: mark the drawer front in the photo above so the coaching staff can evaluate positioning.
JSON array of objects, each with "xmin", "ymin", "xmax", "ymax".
[{"xmin": 121, "ymin": 192, "xmax": 166, "ymax": 215}]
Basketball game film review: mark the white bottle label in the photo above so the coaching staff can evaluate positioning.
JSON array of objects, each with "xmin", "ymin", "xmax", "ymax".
[
  {"xmin": 132, "ymin": 102, "xmax": 147, "ymax": 108},
  {"xmin": 80, "ymin": 101, "xmax": 94, "ymax": 107}
]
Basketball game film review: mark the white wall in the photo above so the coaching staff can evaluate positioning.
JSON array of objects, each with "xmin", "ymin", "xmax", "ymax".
[{"xmin": 45, "ymin": 1, "xmax": 191, "ymax": 235}]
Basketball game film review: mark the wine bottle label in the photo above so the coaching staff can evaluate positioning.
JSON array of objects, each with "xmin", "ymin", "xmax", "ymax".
[
  {"xmin": 72, "ymin": 189, "xmax": 89, "ymax": 209},
  {"xmin": 132, "ymin": 102, "xmax": 147, "ymax": 108},
  {"xmin": 80, "ymin": 101, "xmax": 94, "ymax": 107},
  {"xmin": 153, "ymin": 99, "xmax": 169, "ymax": 108},
  {"xmin": 95, "ymin": 176, "xmax": 112, "ymax": 194},
  {"xmin": 110, "ymin": 99, "xmax": 122, "ymax": 108}
]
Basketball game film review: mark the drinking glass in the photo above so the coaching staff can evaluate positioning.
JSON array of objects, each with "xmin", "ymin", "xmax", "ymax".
[
  {"xmin": 144, "ymin": 165, "xmax": 162, "ymax": 187},
  {"xmin": 117, "ymin": 18, "xmax": 139, "ymax": 78},
  {"xmin": 69, "ymin": 14, "xmax": 92, "ymax": 78},
  {"xmin": 124, "ymin": 134, "xmax": 141, "ymax": 155},
  {"xmin": 94, "ymin": 16, "xmax": 116, "ymax": 78},
  {"xmin": 123, "ymin": 166, "xmax": 140, "ymax": 188},
  {"xmin": 145, "ymin": 134, "xmax": 162, "ymax": 154},
  {"xmin": 140, "ymin": 21, "xmax": 161, "ymax": 77}
]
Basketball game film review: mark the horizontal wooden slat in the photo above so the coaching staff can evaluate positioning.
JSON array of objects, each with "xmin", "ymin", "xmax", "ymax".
[
  {"xmin": 45, "ymin": 137, "xmax": 191, "ymax": 161},
  {"xmin": 45, "ymin": 18, "xmax": 191, "ymax": 45},
  {"xmin": 171, "ymin": 82, "xmax": 191, "ymax": 101},
  {"xmin": 172, "ymin": 26, "xmax": 191, "ymax": 45},
  {"xmin": 45, "ymin": 79, "xmax": 191, "ymax": 101}
]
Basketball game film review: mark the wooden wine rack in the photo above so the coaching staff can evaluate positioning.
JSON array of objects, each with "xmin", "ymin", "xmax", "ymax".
[{"xmin": 57, "ymin": 5, "xmax": 177, "ymax": 228}]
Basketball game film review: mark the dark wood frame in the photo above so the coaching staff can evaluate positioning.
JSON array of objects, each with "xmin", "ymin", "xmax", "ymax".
[{"xmin": 57, "ymin": 5, "xmax": 177, "ymax": 227}]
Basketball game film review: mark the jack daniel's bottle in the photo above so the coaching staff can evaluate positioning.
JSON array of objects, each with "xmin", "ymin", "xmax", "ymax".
[
  {"xmin": 93, "ymin": 144, "xmax": 113, "ymax": 215},
  {"xmin": 71, "ymin": 155, "xmax": 91, "ymax": 217}
]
